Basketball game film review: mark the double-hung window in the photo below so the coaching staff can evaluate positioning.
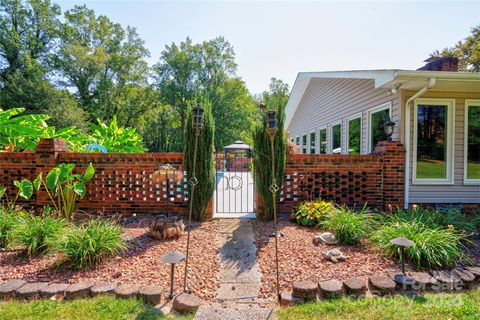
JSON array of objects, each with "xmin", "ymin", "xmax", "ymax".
[
  {"xmin": 347, "ymin": 114, "xmax": 361, "ymax": 154},
  {"xmin": 465, "ymin": 100, "xmax": 480, "ymax": 184},
  {"xmin": 302, "ymin": 134, "xmax": 307, "ymax": 154},
  {"xmin": 368, "ymin": 102, "xmax": 391, "ymax": 153},
  {"xmin": 309, "ymin": 131, "xmax": 316, "ymax": 154},
  {"xmin": 318, "ymin": 127, "xmax": 327, "ymax": 154},
  {"xmin": 413, "ymin": 99, "xmax": 454, "ymax": 184},
  {"xmin": 330, "ymin": 121, "xmax": 342, "ymax": 154}
]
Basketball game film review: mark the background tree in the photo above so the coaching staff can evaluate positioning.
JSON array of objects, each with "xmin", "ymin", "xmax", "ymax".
[
  {"xmin": 433, "ymin": 25, "xmax": 480, "ymax": 72},
  {"xmin": 252, "ymin": 78, "xmax": 289, "ymax": 220},
  {"xmin": 184, "ymin": 102, "xmax": 215, "ymax": 220}
]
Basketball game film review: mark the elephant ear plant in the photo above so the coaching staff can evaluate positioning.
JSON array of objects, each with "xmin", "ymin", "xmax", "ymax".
[
  {"xmin": 43, "ymin": 163, "xmax": 95, "ymax": 221},
  {"xmin": 0, "ymin": 174, "xmax": 42, "ymax": 210}
]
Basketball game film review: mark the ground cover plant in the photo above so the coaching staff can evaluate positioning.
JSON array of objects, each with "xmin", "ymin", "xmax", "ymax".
[
  {"xmin": 277, "ymin": 287, "xmax": 480, "ymax": 320},
  {"xmin": 54, "ymin": 219, "xmax": 127, "ymax": 269},
  {"xmin": 294, "ymin": 200, "xmax": 335, "ymax": 226},
  {"xmin": 0, "ymin": 296, "xmax": 193, "ymax": 320}
]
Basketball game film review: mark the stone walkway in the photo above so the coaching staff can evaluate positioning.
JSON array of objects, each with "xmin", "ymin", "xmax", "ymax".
[{"xmin": 195, "ymin": 219, "xmax": 272, "ymax": 320}]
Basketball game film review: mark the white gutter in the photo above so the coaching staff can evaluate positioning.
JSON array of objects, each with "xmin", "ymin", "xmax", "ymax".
[{"xmin": 403, "ymin": 78, "xmax": 436, "ymax": 209}]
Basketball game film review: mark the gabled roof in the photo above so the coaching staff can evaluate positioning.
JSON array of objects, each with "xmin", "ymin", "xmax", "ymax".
[{"xmin": 285, "ymin": 69, "xmax": 480, "ymax": 129}]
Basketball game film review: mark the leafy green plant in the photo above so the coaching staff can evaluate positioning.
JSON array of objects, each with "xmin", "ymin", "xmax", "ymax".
[
  {"xmin": 43, "ymin": 126, "xmax": 88, "ymax": 152},
  {"xmin": 370, "ymin": 220, "xmax": 465, "ymax": 268},
  {"xmin": 0, "ymin": 208, "xmax": 24, "ymax": 248},
  {"xmin": 87, "ymin": 116, "xmax": 146, "ymax": 152},
  {"xmin": 320, "ymin": 205, "xmax": 371, "ymax": 245},
  {"xmin": 0, "ymin": 174, "xmax": 41, "ymax": 210},
  {"xmin": 43, "ymin": 163, "xmax": 95, "ymax": 221},
  {"xmin": 55, "ymin": 219, "xmax": 127, "ymax": 269},
  {"xmin": 11, "ymin": 214, "xmax": 64, "ymax": 256},
  {"xmin": 0, "ymin": 107, "xmax": 50, "ymax": 151},
  {"xmin": 294, "ymin": 200, "xmax": 335, "ymax": 226}
]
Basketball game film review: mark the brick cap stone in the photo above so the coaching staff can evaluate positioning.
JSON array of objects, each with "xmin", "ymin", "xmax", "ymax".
[
  {"xmin": 114, "ymin": 284, "xmax": 140, "ymax": 298},
  {"xmin": 319, "ymin": 279, "xmax": 344, "ymax": 298},
  {"xmin": 343, "ymin": 277, "xmax": 367, "ymax": 295},
  {"xmin": 292, "ymin": 280, "xmax": 318, "ymax": 300},
  {"xmin": 91, "ymin": 282, "xmax": 117, "ymax": 296},
  {"xmin": 16, "ymin": 282, "xmax": 48, "ymax": 299},
  {"xmin": 65, "ymin": 282, "xmax": 94, "ymax": 300},
  {"xmin": 369, "ymin": 275, "xmax": 396, "ymax": 295},
  {"xmin": 138, "ymin": 285, "xmax": 163, "ymax": 305},
  {"xmin": 172, "ymin": 293, "xmax": 202, "ymax": 313},
  {"xmin": 41, "ymin": 283, "xmax": 70, "ymax": 297},
  {"xmin": 280, "ymin": 290, "xmax": 304, "ymax": 306},
  {"xmin": 0, "ymin": 279, "xmax": 27, "ymax": 296}
]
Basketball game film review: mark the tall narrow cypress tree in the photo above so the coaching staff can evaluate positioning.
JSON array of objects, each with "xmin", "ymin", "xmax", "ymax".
[
  {"xmin": 184, "ymin": 102, "xmax": 215, "ymax": 220},
  {"xmin": 252, "ymin": 103, "xmax": 286, "ymax": 220}
]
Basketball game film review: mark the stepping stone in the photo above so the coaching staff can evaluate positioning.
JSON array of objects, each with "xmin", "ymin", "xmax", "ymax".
[
  {"xmin": 280, "ymin": 290, "xmax": 304, "ymax": 306},
  {"xmin": 292, "ymin": 280, "xmax": 318, "ymax": 301},
  {"xmin": 138, "ymin": 285, "xmax": 163, "ymax": 305},
  {"xmin": 389, "ymin": 272, "xmax": 415, "ymax": 290},
  {"xmin": 431, "ymin": 271, "xmax": 462, "ymax": 291},
  {"xmin": 15, "ymin": 282, "xmax": 48, "ymax": 299},
  {"xmin": 408, "ymin": 272, "xmax": 438, "ymax": 291},
  {"xmin": 65, "ymin": 282, "xmax": 94, "ymax": 300},
  {"xmin": 319, "ymin": 279, "xmax": 344, "ymax": 299},
  {"xmin": 368, "ymin": 275, "xmax": 396, "ymax": 295},
  {"xmin": 451, "ymin": 269, "xmax": 476, "ymax": 287},
  {"xmin": 40, "ymin": 283, "xmax": 70, "ymax": 298},
  {"xmin": 0, "ymin": 279, "xmax": 27, "ymax": 297},
  {"xmin": 343, "ymin": 277, "xmax": 367, "ymax": 296},
  {"xmin": 195, "ymin": 306, "xmax": 272, "ymax": 320},
  {"xmin": 114, "ymin": 284, "xmax": 140, "ymax": 299},
  {"xmin": 215, "ymin": 283, "xmax": 261, "ymax": 301},
  {"xmin": 464, "ymin": 266, "xmax": 480, "ymax": 279},
  {"xmin": 173, "ymin": 292, "xmax": 202, "ymax": 313},
  {"xmin": 91, "ymin": 282, "xmax": 117, "ymax": 296}
]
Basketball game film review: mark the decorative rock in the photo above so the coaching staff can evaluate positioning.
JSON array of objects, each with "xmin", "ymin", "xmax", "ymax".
[
  {"xmin": 431, "ymin": 271, "xmax": 462, "ymax": 291},
  {"xmin": 408, "ymin": 272, "xmax": 438, "ymax": 291},
  {"xmin": 65, "ymin": 282, "xmax": 94, "ymax": 300},
  {"xmin": 172, "ymin": 292, "xmax": 202, "ymax": 313},
  {"xmin": 91, "ymin": 282, "xmax": 117, "ymax": 296},
  {"xmin": 280, "ymin": 290, "xmax": 304, "ymax": 306},
  {"xmin": 40, "ymin": 283, "xmax": 70, "ymax": 298},
  {"xmin": 138, "ymin": 285, "xmax": 163, "ymax": 305},
  {"xmin": 292, "ymin": 280, "xmax": 318, "ymax": 301},
  {"xmin": 464, "ymin": 266, "xmax": 480, "ymax": 279},
  {"xmin": 319, "ymin": 279, "xmax": 344, "ymax": 298},
  {"xmin": 343, "ymin": 277, "xmax": 367, "ymax": 296},
  {"xmin": 451, "ymin": 269, "xmax": 476, "ymax": 287},
  {"xmin": 322, "ymin": 249, "xmax": 348, "ymax": 263},
  {"xmin": 369, "ymin": 275, "xmax": 396, "ymax": 295},
  {"xmin": 114, "ymin": 284, "xmax": 140, "ymax": 299},
  {"xmin": 0, "ymin": 279, "xmax": 27, "ymax": 297},
  {"xmin": 16, "ymin": 282, "xmax": 48, "ymax": 299}
]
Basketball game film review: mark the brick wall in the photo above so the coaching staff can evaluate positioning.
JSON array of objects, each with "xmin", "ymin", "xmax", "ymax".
[
  {"xmin": 278, "ymin": 141, "xmax": 405, "ymax": 212},
  {"xmin": 0, "ymin": 139, "xmax": 189, "ymax": 216}
]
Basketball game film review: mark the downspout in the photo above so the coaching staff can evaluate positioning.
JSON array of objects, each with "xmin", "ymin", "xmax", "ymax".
[{"xmin": 403, "ymin": 78, "xmax": 436, "ymax": 209}]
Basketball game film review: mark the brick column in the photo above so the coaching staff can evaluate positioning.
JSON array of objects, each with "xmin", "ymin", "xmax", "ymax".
[
  {"xmin": 375, "ymin": 141, "xmax": 405, "ymax": 210},
  {"xmin": 34, "ymin": 139, "xmax": 69, "ymax": 207}
]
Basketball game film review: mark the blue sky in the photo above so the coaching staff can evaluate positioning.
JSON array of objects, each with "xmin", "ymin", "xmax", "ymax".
[{"xmin": 56, "ymin": 1, "xmax": 479, "ymax": 94}]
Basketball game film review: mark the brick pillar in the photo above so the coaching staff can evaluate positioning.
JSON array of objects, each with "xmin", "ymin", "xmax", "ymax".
[
  {"xmin": 34, "ymin": 139, "xmax": 69, "ymax": 207},
  {"xmin": 375, "ymin": 141, "xmax": 405, "ymax": 210}
]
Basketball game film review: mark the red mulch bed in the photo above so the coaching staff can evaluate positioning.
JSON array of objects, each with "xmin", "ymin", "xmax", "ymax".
[
  {"xmin": 253, "ymin": 217, "xmax": 401, "ymax": 299},
  {"xmin": 0, "ymin": 216, "xmax": 219, "ymax": 301}
]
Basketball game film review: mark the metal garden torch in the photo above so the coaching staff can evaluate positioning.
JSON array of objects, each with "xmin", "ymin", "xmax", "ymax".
[
  {"xmin": 265, "ymin": 107, "xmax": 281, "ymax": 301},
  {"xmin": 183, "ymin": 104, "xmax": 204, "ymax": 293}
]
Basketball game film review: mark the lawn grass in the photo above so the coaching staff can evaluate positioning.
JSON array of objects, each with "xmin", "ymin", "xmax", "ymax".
[
  {"xmin": 0, "ymin": 295, "xmax": 193, "ymax": 320},
  {"xmin": 276, "ymin": 288, "xmax": 480, "ymax": 320},
  {"xmin": 416, "ymin": 160, "xmax": 446, "ymax": 179}
]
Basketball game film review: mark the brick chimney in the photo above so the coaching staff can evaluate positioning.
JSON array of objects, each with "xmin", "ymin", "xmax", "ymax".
[{"xmin": 417, "ymin": 56, "xmax": 459, "ymax": 72}]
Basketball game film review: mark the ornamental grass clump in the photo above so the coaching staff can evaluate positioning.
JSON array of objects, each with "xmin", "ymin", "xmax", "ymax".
[
  {"xmin": 11, "ymin": 214, "xmax": 64, "ymax": 256},
  {"xmin": 0, "ymin": 208, "xmax": 23, "ymax": 248},
  {"xmin": 294, "ymin": 200, "xmax": 335, "ymax": 226},
  {"xmin": 370, "ymin": 220, "xmax": 465, "ymax": 268},
  {"xmin": 320, "ymin": 205, "xmax": 371, "ymax": 245},
  {"xmin": 55, "ymin": 219, "xmax": 127, "ymax": 270}
]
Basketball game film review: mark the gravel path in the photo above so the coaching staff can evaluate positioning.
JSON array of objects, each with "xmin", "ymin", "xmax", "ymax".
[
  {"xmin": 0, "ymin": 217, "xmax": 219, "ymax": 301},
  {"xmin": 253, "ymin": 216, "xmax": 401, "ymax": 300}
]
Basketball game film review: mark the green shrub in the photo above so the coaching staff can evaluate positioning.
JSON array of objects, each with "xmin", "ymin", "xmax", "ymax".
[
  {"xmin": 371, "ymin": 220, "xmax": 465, "ymax": 268},
  {"xmin": 320, "ymin": 206, "xmax": 371, "ymax": 245},
  {"xmin": 11, "ymin": 214, "xmax": 64, "ymax": 256},
  {"xmin": 55, "ymin": 219, "xmax": 127, "ymax": 269},
  {"xmin": 294, "ymin": 200, "xmax": 335, "ymax": 226},
  {"xmin": 389, "ymin": 208, "xmax": 477, "ymax": 234}
]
